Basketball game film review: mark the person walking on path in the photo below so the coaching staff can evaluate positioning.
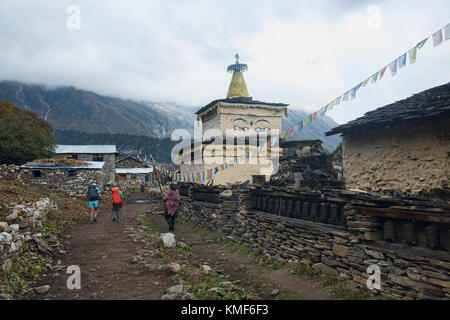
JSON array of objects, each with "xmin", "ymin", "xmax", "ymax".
[
  {"xmin": 140, "ymin": 181, "xmax": 145, "ymax": 193},
  {"xmin": 86, "ymin": 183, "xmax": 102, "ymax": 224},
  {"xmin": 111, "ymin": 184, "xmax": 123, "ymax": 222},
  {"xmin": 163, "ymin": 183, "xmax": 181, "ymax": 231}
]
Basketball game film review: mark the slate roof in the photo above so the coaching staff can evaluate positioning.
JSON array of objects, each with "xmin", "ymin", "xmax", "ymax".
[
  {"xmin": 116, "ymin": 168, "xmax": 153, "ymax": 174},
  {"xmin": 326, "ymin": 82, "xmax": 450, "ymax": 136},
  {"xmin": 55, "ymin": 145, "xmax": 117, "ymax": 154},
  {"xmin": 195, "ymin": 97, "xmax": 288, "ymax": 115}
]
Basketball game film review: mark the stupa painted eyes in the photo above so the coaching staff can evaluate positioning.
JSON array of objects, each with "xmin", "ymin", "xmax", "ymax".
[{"xmin": 232, "ymin": 118, "xmax": 270, "ymax": 131}]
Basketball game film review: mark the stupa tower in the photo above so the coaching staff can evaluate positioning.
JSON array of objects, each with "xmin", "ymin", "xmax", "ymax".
[{"xmin": 226, "ymin": 53, "xmax": 249, "ymax": 98}]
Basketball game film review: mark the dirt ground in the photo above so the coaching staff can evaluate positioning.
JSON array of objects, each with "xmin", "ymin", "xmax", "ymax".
[{"xmin": 26, "ymin": 192, "xmax": 334, "ymax": 300}]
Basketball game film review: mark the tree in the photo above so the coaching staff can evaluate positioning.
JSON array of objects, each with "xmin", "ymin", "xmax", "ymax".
[{"xmin": 0, "ymin": 99, "xmax": 55, "ymax": 164}]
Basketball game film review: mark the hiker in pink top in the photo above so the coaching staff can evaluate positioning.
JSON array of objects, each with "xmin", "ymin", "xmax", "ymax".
[{"xmin": 163, "ymin": 183, "xmax": 181, "ymax": 231}]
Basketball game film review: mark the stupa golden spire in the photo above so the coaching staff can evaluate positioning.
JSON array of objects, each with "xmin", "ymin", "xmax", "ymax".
[{"xmin": 226, "ymin": 53, "xmax": 249, "ymax": 98}]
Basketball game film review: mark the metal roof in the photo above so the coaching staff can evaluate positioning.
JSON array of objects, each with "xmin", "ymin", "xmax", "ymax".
[
  {"xmin": 21, "ymin": 161, "xmax": 105, "ymax": 169},
  {"xmin": 55, "ymin": 145, "xmax": 117, "ymax": 154},
  {"xmin": 116, "ymin": 168, "xmax": 153, "ymax": 174}
]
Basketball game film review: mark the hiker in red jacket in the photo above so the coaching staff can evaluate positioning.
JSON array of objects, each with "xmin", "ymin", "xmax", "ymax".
[
  {"xmin": 111, "ymin": 184, "xmax": 123, "ymax": 223},
  {"xmin": 163, "ymin": 183, "xmax": 181, "ymax": 231}
]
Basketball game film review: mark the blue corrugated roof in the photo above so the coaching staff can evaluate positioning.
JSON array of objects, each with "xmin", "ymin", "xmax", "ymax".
[
  {"xmin": 55, "ymin": 145, "xmax": 117, "ymax": 154},
  {"xmin": 21, "ymin": 161, "xmax": 105, "ymax": 169}
]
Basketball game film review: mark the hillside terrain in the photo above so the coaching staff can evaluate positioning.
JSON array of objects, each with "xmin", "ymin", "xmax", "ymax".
[{"xmin": 0, "ymin": 81, "xmax": 341, "ymax": 152}]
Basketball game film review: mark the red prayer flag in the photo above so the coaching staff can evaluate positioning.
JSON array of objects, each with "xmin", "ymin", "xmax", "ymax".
[
  {"xmin": 288, "ymin": 127, "xmax": 294, "ymax": 136},
  {"xmin": 313, "ymin": 112, "xmax": 318, "ymax": 120}
]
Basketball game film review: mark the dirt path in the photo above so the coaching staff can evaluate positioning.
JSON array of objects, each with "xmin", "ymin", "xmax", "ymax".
[
  {"xmin": 27, "ymin": 192, "xmax": 333, "ymax": 300},
  {"xmin": 145, "ymin": 211, "xmax": 334, "ymax": 300}
]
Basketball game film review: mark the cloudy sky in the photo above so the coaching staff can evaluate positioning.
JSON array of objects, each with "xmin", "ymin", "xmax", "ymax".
[{"xmin": 0, "ymin": 0, "xmax": 449, "ymax": 124}]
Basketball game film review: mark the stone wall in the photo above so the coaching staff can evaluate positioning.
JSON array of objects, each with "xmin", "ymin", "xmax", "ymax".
[
  {"xmin": 1, "ymin": 198, "xmax": 58, "ymax": 271},
  {"xmin": 177, "ymin": 184, "xmax": 450, "ymax": 300},
  {"xmin": 56, "ymin": 153, "xmax": 116, "ymax": 183},
  {"xmin": 19, "ymin": 168, "xmax": 104, "ymax": 197},
  {"xmin": 342, "ymin": 118, "xmax": 450, "ymax": 198}
]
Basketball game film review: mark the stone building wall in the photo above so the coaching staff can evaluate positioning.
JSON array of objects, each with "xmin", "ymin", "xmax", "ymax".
[
  {"xmin": 19, "ymin": 168, "xmax": 104, "ymax": 197},
  {"xmin": 177, "ymin": 185, "xmax": 450, "ymax": 300},
  {"xmin": 56, "ymin": 153, "xmax": 116, "ymax": 183},
  {"xmin": 342, "ymin": 118, "xmax": 450, "ymax": 196}
]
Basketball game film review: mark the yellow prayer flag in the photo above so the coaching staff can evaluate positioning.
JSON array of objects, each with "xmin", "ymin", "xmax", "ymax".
[
  {"xmin": 303, "ymin": 118, "xmax": 308, "ymax": 126},
  {"xmin": 328, "ymin": 101, "xmax": 335, "ymax": 110},
  {"xmin": 408, "ymin": 47, "xmax": 417, "ymax": 64},
  {"xmin": 361, "ymin": 77, "xmax": 370, "ymax": 87}
]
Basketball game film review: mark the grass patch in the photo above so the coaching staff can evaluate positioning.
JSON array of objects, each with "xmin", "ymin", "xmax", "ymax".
[{"xmin": 178, "ymin": 218, "xmax": 222, "ymax": 240}]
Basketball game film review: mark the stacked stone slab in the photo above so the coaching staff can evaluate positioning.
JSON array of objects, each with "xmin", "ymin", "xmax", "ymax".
[
  {"xmin": 270, "ymin": 140, "xmax": 343, "ymax": 189},
  {"xmin": 177, "ymin": 183, "xmax": 450, "ymax": 300}
]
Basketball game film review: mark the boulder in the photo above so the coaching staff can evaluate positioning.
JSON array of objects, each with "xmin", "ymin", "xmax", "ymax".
[
  {"xmin": 167, "ymin": 284, "xmax": 184, "ymax": 294},
  {"xmin": 181, "ymin": 293, "xmax": 194, "ymax": 300},
  {"xmin": 34, "ymin": 285, "xmax": 51, "ymax": 294},
  {"xmin": 9, "ymin": 224, "xmax": 19, "ymax": 232},
  {"xmin": 166, "ymin": 263, "xmax": 181, "ymax": 273},
  {"xmin": 1, "ymin": 259, "xmax": 12, "ymax": 271},
  {"xmin": 161, "ymin": 294, "xmax": 175, "ymax": 300},
  {"xmin": 160, "ymin": 233, "xmax": 176, "ymax": 248},
  {"xmin": 201, "ymin": 265, "xmax": 212, "ymax": 274},
  {"xmin": 0, "ymin": 222, "xmax": 9, "ymax": 232}
]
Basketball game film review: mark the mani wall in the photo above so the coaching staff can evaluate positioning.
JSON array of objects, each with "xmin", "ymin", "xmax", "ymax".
[
  {"xmin": 177, "ymin": 183, "xmax": 450, "ymax": 300},
  {"xmin": 342, "ymin": 118, "xmax": 450, "ymax": 198}
]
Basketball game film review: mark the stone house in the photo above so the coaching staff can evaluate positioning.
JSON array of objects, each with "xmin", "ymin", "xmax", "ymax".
[
  {"xmin": 179, "ymin": 55, "xmax": 288, "ymax": 185},
  {"xmin": 326, "ymin": 82, "xmax": 450, "ymax": 200},
  {"xmin": 115, "ymin": 156, "xmax": 153, "ymax": 183},
  {"xmin": 19, "ymin": 159, "xmax": 105, "ymax": 197},
  {"xmin": 55, "ymin": 145, "xmax": 118, "ymax": 183}
]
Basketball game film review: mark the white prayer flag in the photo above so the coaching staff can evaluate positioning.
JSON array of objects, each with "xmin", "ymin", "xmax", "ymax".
[
  {"xmin": 445, "ymin": 24, "xmax": 450, "ymax": 40},
  {"xmin": 432, "ymin": 29, "xmax": 443, "ymax": 47},
  {"xmin": 388, "ymin": 60, "xmax": 397, "ymax": 76}
]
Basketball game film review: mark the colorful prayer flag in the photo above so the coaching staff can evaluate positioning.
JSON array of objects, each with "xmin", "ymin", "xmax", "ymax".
[
  {"xmin": 379, "ymin": 65, "xmax": 387, "ymax": 80},
  {"xmin": 397, "ymin": 53, "xmax": 407, "ymax": 69},
  {"xmin": 371, "ymin": 71, "xmax": 379, "ymax": 83},
  {"xmin": 432, "ymin": 29, "xmax": 443, "ymax": 47},
  {"xmin": 328, "ymin": 100, "xmax": 335, "ymax": 111},
  {"xmin": 298, "ymin": 122, "xmax": 303, "ymax": 131},
  {"xmin": 416, "ymin": 38, "xmax": 428, "ymax": 49},
  {"xmin": 335, "ymin": 96, "xmax": 341, "ymax": 106},
  {"xmin": 312, "ymin": 112, "xmax": 318, "ymax": 120},
  {"xmin": 288, "ymin": 127, "xmax": 294, "ymax": 136},
  {"xmin": 388, "ymin": 60, "xmax": 397, "ymax": 76},
  {"xmin": 302, "ymin": 118, "xmax": 308, "ymax": 127},
  {"xmin": 408, "ymin": 47, "xmax": 417, "ymax": 64},
  {"xmin": 361, "ymin": 77, "xmax": 370, "ymax": 87},
  {"xmin": 343, "ymin": 91, "xmax": 350, "ymax": 101}
]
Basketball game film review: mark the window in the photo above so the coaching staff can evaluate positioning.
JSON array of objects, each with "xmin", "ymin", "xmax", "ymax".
[
  {"xmin": 93, "ymin": 154, "xmax": 103, "ymax": 162},
  {"xmin": 32, "ymin": 170, "xmax": 42, "ymax": 178},
  {"xmin": 67, "ymin": 169, "xmax": 77, "ymax": 177},
  {"xmin": 119, "ymin": 173, "xmax": 126, "ymax": 181},
  {"xmin": 67, "ymin": 154, "xmax": 78, "ymax": 160}
]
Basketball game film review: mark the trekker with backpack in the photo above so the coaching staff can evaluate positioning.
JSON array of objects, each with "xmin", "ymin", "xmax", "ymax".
[
  {"xmin": 111, "ymin": 184, "xmax": 123, "ymax": 222},
  {"xmin": 86, "ymin": 183, "xmax": 102, "ymax": 223}
]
